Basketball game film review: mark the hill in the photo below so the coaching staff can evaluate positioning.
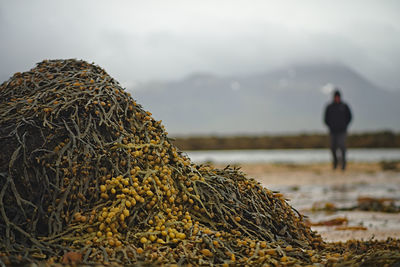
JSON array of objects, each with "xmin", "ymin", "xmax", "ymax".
[{"xmin": 130, "ymin": 63, "xmax": 400, "ymax": 135}]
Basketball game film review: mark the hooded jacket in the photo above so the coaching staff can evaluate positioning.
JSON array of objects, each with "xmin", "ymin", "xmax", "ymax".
[{"xmin": 324, "ymin": 101, "xmax": 352, "ymax": 133}]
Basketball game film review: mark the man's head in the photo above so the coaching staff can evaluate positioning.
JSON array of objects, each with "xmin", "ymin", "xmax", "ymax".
[{"xmin": 333, "ymin": 89, "xmax": 341, "ymax": 104}]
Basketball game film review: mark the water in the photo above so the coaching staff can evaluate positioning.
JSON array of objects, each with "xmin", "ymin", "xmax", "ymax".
[{"xmin": 185, "ymin": 148, "xmax": 400, "ymax": 164}]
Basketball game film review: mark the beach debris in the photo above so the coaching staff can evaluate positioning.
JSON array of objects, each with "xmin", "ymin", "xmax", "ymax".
[
  {"xmin": 380, "ymin": 160, "xmax": 400, "ymax": 171},
  {"xmin": 324, "ymin": 238, "xmax": 400, "ymax": 266},
  {"xmin": 356, "ymin": 196, "xmax": 400, "ymax": 213},
  {"xmin": 0, "ymin": 59, "xmax": 399, "ymax": 266},
  {"xmin": 308, "ymin": 217, "xmax": 348, "ymax": 227},
  {"xmin": 311, "ymin": 201, "xmax": 338, "ymax": 212},
  {"xmin": 335, "ymin": 226, "xmax": 368, "ymax": 231},
  {"xmin": 307, "ymin": 217, "xmax": 368, "ymax": 231},
  {"xmin": 310, "ymin": 196, "xmax": 400, "ymax": 213}
]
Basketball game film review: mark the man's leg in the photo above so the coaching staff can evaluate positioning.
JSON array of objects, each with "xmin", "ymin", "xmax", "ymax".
[
  {"xmin": 330, "ymin": 133, "xmax": 338, "ymax": 169},
  {"xmin": 337, "ymin": 132, "xmax": 347, "ymax": 170}
]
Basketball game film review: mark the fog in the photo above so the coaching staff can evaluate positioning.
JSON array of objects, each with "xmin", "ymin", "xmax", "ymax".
[{"xmin": 1, "ymin": 0, "xmax": 399, "ymax": 90}]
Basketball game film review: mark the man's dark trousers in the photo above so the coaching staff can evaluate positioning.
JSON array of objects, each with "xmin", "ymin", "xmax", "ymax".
[{"xmin": 330, "ymin": 132, "xmax": 347, "ymax": 170}]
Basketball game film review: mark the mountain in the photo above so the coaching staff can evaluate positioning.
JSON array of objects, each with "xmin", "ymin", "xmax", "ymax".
[{"xmin": 128, "ymin": 63, "xmax": 400, "ymax": 135}]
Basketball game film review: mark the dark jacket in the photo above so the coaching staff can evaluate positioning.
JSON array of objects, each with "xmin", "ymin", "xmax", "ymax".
[{"xmin": 324, "ymin": 102, "xmax": 352, "ymax": 133}]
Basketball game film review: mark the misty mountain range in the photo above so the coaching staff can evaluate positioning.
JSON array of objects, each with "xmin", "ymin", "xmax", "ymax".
[{"xmin": 128, "ymin": 63, "xmax": 400, "ymax": 135}]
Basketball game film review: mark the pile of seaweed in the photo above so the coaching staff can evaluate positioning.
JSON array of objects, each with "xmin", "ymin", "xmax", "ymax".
[{"xmin": 0, "ymin": 59, "xmax": 399, "ymax": 266}]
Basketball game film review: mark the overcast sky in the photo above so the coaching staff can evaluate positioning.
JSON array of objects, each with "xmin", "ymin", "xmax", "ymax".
[{"xmin": 1, "ymin": 0, "xmax": 399, "ymax": 90}]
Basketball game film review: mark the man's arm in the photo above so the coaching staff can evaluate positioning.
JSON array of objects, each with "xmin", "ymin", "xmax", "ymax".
[
  {"xmin": 346, "ymin": 104, "xmax": 352, "ymax": 125},
  {"xmin": 324, "ymin": 105, "xmax": 330, "ymax": 126}
]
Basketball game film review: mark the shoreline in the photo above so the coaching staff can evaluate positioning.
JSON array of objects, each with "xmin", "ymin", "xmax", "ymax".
[{"xmin": 214, "ymin": 162, "xmax": 400, "ymax": 242}]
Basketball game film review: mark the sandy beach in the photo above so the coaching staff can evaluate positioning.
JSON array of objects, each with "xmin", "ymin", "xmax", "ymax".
[{"xmin": 214, "ymin": 162, "xmax": 400, "ymax": 242}]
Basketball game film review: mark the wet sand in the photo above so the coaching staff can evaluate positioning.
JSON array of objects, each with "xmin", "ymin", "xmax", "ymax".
[{"xmin": 216, "ymin": 162, "xmax": 400, "ymax": 242}]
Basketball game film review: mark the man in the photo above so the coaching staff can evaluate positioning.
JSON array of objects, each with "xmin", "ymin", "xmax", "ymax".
[{"xmin": 324, "ymin": 89, "xmax": 352, "ymax": 170}]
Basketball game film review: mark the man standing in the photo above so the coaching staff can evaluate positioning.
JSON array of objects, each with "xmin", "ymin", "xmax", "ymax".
[{"xmin": 324, "ymin": 89, "xmax": 352, "ymax": 170}]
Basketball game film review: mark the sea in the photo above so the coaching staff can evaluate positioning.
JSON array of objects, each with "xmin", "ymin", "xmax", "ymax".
[{"xmin": 184, "ymin": 148, "xmax": 400, "ymax": 164}]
